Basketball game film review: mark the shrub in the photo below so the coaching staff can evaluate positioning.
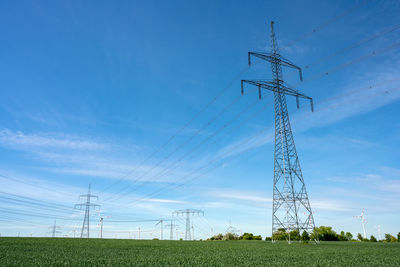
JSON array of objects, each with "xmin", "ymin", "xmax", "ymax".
[
  {"xmin": 311, "ymin": 226, "xmax": 339, "ymax": 241},
  {"xmin": 223, "ymin": 233, "xmax": 239, "ymax": 241},
  {"xmin": 301, "ymin": 231, "xmax": 310, "ymax": 242}
]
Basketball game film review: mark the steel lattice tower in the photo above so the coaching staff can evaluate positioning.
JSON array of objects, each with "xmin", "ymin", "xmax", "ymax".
[
  {"xmin": 241, "ymin": 21, "xmax": 316, "ymax": 241},
  {"xmin": 74, "ymin": 184, "xmax": 100, "ymax": 238},
  {"xmin": 48, "ymin": 220, "xmax": 61, "ymax": 238},
  {"xmin": 172, "ymin": 209, "xmax": 203, "ymax": 240}
]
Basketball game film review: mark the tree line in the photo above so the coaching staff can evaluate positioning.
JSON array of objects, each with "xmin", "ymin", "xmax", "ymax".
[{"xmin": 208, "ymin": 226, "xmax": 400, "ymax": 243}]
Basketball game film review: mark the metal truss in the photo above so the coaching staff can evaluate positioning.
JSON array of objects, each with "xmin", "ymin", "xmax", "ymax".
[{"xmin": 241, "ymin": 21, "xmax": 316, "ymax": 242}]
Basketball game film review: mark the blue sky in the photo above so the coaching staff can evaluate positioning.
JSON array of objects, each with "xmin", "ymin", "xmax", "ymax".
[{"xmin": 0, "ymin": 0, "xmax": 399, "ymax": 239}]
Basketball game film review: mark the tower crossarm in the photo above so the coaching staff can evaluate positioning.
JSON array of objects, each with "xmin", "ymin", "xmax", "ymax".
[
  {"xmin": 79, "ymin": 194, "xmax": 98, "ymax": 200},
  {"xmin": 241, "ymin": 79, "xmax": 314, "ymax": 111},
  {"xmin": 248, "ymin": 52, "xmax": 303, "ymax": 81},
  {"xmin": 172, "ymin": 209, "xmax": 204, "ymax": 216},
  {"xmin": 74, "ymin": 203, "xmax": 100, "ymax": 209}
]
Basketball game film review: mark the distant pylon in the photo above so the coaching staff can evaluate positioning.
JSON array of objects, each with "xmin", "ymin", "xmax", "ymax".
[
  {"xmin": 191, "ymin": 222, "xmax": 194, "ymax": 240},
  {"xmin": 48, "ymin": 220, "xmax": 61, "ymax": 238},
  {"xmin": 96, "ymin": 210, "xmax": 111, "ymax": 239},
  {"xmin": 375, "ymin": 224, "xmax": 382, "ymax": 240},
  {"xmin": 74, "ymin": 184, "xmax": 100, "ymax": 238},
  {"xmin": 165, "ymin": 220, "xmax": 179, "ymax": 240},
  {"xmin": 241, "ymin": 21, "xmax": 316, "ymax": 242},
  {"xmin": 173, "ymin": 209, "xmax": 204, "ymax": 240}
]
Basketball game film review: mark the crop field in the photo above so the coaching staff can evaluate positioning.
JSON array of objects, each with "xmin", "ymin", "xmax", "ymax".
[{"xmin": 1, "ymin": 238, "xmax": 400, "ymax": 266}]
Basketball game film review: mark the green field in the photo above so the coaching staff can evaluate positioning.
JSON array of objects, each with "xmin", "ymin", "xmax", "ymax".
[{"xmin": 1, "ymin": 237, "xmax": 399, "ymax": 266}]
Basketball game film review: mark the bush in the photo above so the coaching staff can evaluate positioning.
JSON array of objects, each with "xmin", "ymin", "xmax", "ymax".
[
  {"xmin": 384, "ymin": 234, "xmax": 397, "ymax": 243},
  {"xmin": 223, "ymin": 233, "xmax": 239, "ymax": 241},
  {"xmin": 253, "ymin": 235, "xmax": 262, "ymax": 240},
  {"xmin": 272, "ymin": 228, "xmax": 288, "ymax": 241},
  {"xmin": 240, "ymin": 233, "xmax": 254, "ymax": 240},
  {"xmin": 345, "ymin": 232, "xmax": 353, "ymax": 241},
  {"xmin": 311, "ymin": 226, "xmax": 339, "ymax": 241},
  {"xmin": 370, "ymin": 235, "xmax": 377, "ymax": 242},
  {"xmin": 357, "ymin": 233, "xmax": 363, "ymax": 241},
  {"xmin": 301, "ymin": 231, "xmax": 310, "ymax": 242},
  {"xmin": 209, "ymin": 234, "xmax": 223, "ymax": 241}
]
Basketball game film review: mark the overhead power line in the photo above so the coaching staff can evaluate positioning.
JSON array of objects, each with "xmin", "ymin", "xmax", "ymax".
[
  {"xmin": 103, "ymin": 97, "xmax": 262, "ymax": 203},
  {"xmin": 99, "ymin": 3, "xmax": 368, "ymax": 198},
  {"xmin": 282, "ymin": 0, "xmax": 368, "ymax": 50},
  {"xmin": 102, "ymin": 94, "xmax": 245, "ymax": 203},
  {"xmin": 123, "ymin": 81, "xmax": 400, "ymax": 209},
  {"xmin": 304, "ymin": 22, "xmax": 400, "ymax": 69},
  {"xmin": 99, "ymin": 66, "xmax": 251, "ymax": 195},
  {"xmin": 297, "ymin": 41, "xmax": 400, "ymax": 87}
]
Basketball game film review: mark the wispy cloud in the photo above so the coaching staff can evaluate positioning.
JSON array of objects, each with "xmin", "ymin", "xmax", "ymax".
[
  {"xmin": 141, "ymin": 198, "xmax": 187, "ymax": 204},
  {"xmin": 311, "ymin": 199, "xmax": 352, "ymax": 212},
  {"xmin": 210, "ymin": 189, "xmax": 272, "ymax": 204},
  {"xmin": 0, "ymin": 129, "xmax": 106, "ymax": 151},
  {"xmin": 357, "ymin": 173, "xmax": 400, "ymax": 194}
]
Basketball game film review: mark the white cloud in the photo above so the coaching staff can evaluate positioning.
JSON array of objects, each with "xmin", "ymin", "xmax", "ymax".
[
  {"xmin": 0, "ymin": 129, "xmax": 105, "ymax": 150},
  {"xmin": 210, "ymin": 190, "xmax": 272, "ymax": 204},
  {"xmin": 140, "ymin": 198, "xmax": 187, "ymax": 204},
  {"xmin": 311, "ymin": 199, "xmax": 352, "ymax": 212}
]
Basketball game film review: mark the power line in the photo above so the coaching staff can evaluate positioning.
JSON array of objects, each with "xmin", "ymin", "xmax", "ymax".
[
  {"xmin": 0, "ymin": 207, "xmax": 77, "ymax": 221},
  {"xmin": 281, "ymin": 0, "xmax": 369, "ymax": 50},
  {"xmin": 99, "ymin": 2, "xmax": 366, "ymax": 198},
  {"xmin": 99, "ymin": 66, "xmax": 251, "ymax": 195},
  {"xmin": 0, "ymin": 195, "xmax": 75, "ymax": 213},
  {"xmin": 122, "ymin": 81, "xmax": 400, "ymax": 209},
  {"xmin": 98, "ymin": 1, "xmax": 372, "ymax": 202},
  {"xmin": 296, "ymin": 41, "xmax": 400, "ymax": 87},
  {"xmin": 102, "ymin": 94, "xmax": 245, "ymax": 203},
  {"xmin": 102, "ymin": 9, "xmax": 397, "ymax": 206},
  {"xmin": 304, "ymin": 22, "xmax": 400, "ymax": 69},
  {"xmin": 103, "ymin": 97, "xmax": 262, "ymax": 203}
]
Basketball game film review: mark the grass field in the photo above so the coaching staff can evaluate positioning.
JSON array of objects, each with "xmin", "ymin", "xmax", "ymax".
[{"xmin": 1, "ymin": 237, "xmax": 400, "ymax": 266}]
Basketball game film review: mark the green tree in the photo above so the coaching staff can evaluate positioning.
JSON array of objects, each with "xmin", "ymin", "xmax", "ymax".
[
  {"xmin": 301, "ymin": 231, "xmax": 310, "ymax": 242},
  {"xmin": 370, "ymin": 235, "xmax": 377, "ymax": 242},
  {"xmin": 253, "ymin": 235, "xmax": 262, "ymax": 240},
  {"xmin": 289, "ymin": 230, "xmax": 300, "ymax": 241},
  {"xmin": 240, "ymin": 233, "xmax": 254, "ymax": 240},
  {"xmin": 357, "ymin": 233, "xmax": 363, "ymax": 241},
  {"xmin": 265, "ymin": 236, "xmax": 272, "ymax": 241},
  {"xmin": 311, "ymin": 226, "xmax": 339, "ymax": 241},
  {"xmin": 272, "ymin": 228, "xmax": 288, "ymax": 241},
  {"xmin": 210, "ymin": 233, "xmax": 223, "ymax": 240},
  {"xmin": 223, "ymin": 232, "xmax": 239, "ymax": 240},
  {"xmin": 345, "ymin": 232, "xmax": 353, "ymax": 241},
  {"xmin": 384, "ymin": 234, "xmax": 394, "ymax": 242},
  {"xmin": 398, "ymin": 232, "xmax": 400, "ymax": 242},
  {"xmin": 338, "ymin": 231, "xmax": 347, "ymax": 241}
]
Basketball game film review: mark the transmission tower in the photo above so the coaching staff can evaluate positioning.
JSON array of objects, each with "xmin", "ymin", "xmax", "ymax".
[
  {"xmin": 74, "ymin": 184, "xmax": 100, "ymax": 238},
  {"xmin": 48, "ymin": 220, "xmax": 61, "ymax": 238},
  {"xmin": 173, "ymin": 209, "xmax": 203, "ymax": 240},
  {"xmin": 241, "ymin": 21, "xmax": 316, "ymax": 241},
  {"xmin": 165, "ymin": 220, "xmax": 179, "ymax": 240}
]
